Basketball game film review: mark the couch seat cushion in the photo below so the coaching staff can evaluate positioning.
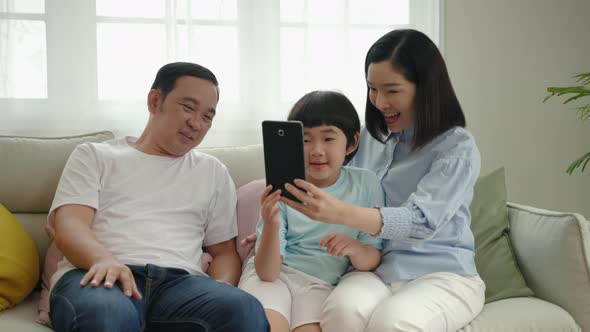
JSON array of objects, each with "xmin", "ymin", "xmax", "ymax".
[
  {"xmin": 460, "ymin": 297, "xmax": 579, "ymax": 331},
  {"xmin": 0, "ymin": 292, "xmax": 52, "ymax": 331}
]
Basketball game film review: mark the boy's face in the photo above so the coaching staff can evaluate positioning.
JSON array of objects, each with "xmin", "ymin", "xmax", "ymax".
[{"xmin": 303, "ymin": 125, "xmax": 357, "ymax": 188}]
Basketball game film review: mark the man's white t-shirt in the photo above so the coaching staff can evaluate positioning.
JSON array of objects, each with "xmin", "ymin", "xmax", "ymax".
[{"xmin": 49, "ymin": 137, "xmax": 237, "ymax": 288}]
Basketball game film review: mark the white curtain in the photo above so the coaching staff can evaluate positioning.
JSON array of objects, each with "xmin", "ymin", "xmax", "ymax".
[{"xmin": 0, "ymin": 0, "xmax": 440, "ymax": 147}]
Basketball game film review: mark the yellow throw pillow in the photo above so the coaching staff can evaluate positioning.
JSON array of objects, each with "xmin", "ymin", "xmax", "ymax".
[{"xmin": 0, "ymin": 204, "xmax": 40, "ymax": 311}]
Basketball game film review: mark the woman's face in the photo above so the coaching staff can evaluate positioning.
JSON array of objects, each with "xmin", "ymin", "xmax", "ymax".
[{"xmin": 367, "ymin": 61, "xmax": 416, "ymax": 133}]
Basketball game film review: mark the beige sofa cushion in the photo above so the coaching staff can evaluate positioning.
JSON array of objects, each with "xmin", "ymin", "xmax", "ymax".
[
  {"xmin": 0, "ymin": 292, "xmax": 52, "ymax": 332},
  {"xmin": 0, "ymin": 132, "xmax": 115, "ymax": 213},
  {"xmin": 460, "ymin": 297, "xmax": 579, "ymax": 331},
  {"xmin": 509, "ymin": 204, "xmax": 590, "ymax": 331},
  {"xmin": 1, "ymin": 292, "xmax": 579, "ymax": 332},
  {"xmin": 198, "ymin": 144, "xmax": 264, "ymax": 188}
]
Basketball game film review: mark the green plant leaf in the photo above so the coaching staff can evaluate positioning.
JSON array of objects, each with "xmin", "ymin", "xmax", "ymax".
[
  {"xmin": 574, "ymin": 72, "xmax": 590, "ymax": 85},
  {"xmin": 544, "ymin": 86, "xmax": 590, "ymax": 104},
  {"xmin": 577, "ymin": 104, "xmax": 590, "ymax": 122},
  {"xmin": 545, "ymin": 73, "xmax": 589, "ymax": 175},
  {"xmin": 566, "ymin": 151, "xmax": 590, "ymax": 175}
]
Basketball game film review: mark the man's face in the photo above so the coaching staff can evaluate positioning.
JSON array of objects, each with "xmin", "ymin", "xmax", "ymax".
[{"xmin": 149, "ymin": 76, "xmax": 218, "ymax": 157}]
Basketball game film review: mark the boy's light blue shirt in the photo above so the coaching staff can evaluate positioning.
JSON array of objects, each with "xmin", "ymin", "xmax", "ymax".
[
  {"xmin": 251, "ymin": 166, "xmax": 384, "ymax": 285},
  {"xmin": 351, "ymin": 126, "xmax": 481, "ymax": 283}
]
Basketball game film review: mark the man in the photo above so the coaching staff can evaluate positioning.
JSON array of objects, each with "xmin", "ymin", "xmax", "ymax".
[{"xmin": 48, "ymin": 62, "xmax": 269, "ymax": 332}]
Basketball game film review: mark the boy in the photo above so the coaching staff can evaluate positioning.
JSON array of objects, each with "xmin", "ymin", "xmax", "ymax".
[{"xmin": 239, "ymin": 90, "xmax": 384, "ymax": 332}]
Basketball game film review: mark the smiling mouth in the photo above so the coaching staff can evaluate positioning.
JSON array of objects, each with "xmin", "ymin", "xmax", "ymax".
[
  {"xmin": 383, "ymin": 112, "xmax": 401, "ymax": 119},
  {"xmin": 383, "ymin": 112, "xmax": 401, "ymax": 124},
  {"xmin": 180, "ymin": 132, "xmax": 194, "ymax": 140}
]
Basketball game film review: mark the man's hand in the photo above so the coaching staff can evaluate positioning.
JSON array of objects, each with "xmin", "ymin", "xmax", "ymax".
[
  {"xmin": 80, "ymin": 257, "xmax": 142, "ymax": 300},
  {"xmin": 319, "ymin": 232, "xmax": 364, "ymax": 258}
]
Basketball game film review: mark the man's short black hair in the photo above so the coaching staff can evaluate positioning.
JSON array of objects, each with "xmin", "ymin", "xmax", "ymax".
[{"xmin": 151, "ymin": 62, "xmax": 219, "ymax": 101}]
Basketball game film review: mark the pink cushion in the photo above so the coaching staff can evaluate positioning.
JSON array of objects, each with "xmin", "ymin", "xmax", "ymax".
[
  {"xmin": 36, "ymin": 239, "xmax": 61, "ymax": 326},
  {"xmin": 36, "ymin": 215, "xmax": 60, "ymax": 326},
  {"xmin": 236, "ymin": 179, "xmax": 266, "ymax": 269},
  {"xmin": 36, "ymin": 178, "xmax": 266, "ymax": 326}
]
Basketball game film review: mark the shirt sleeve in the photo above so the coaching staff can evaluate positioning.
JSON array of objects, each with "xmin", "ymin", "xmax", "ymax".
[
  {"xmin": 203, "ymin": 164, "xmax": 239, "ymax": 247},
  {"xmin": 255, "ymin": 201, "xmax": 288, "ymax": 258},
  {"xmin": 48, "ymin": 143, "xmax": 101, "ymax": 227},
  {"xmin": 357, "ymin": 172, "xmax": 384, "ymax": 249},
  {"xmin": 378, "ymin": 154, "xmax": 480, "ymax": 241}
]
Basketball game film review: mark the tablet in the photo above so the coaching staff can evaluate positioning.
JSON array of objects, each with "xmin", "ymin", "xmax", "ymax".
[{"xmin": 262, "ymin": 120, "xmax": 306, "ymax": 203}]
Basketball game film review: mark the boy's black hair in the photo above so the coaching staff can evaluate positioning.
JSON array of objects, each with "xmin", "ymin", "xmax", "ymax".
[
  {"xmin": 287, "ymin": 90, "xmax": 360, "ymax": 164},
  {"xmin": 151, "ymin": 62, "xmax": 219, "ymax": 101}
]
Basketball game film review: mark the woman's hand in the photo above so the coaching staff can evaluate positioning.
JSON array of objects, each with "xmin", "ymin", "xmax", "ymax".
[
  {"xmin": 260, "ymin": 185, "xmax": 282, "ymax": 228},
  {"xmin": 281, "ymin": 179, "xmax": 348, "ymax": 225},
  {"xmin": 282, "ymin": 179, "xmax": 384, "ymax": 235}
]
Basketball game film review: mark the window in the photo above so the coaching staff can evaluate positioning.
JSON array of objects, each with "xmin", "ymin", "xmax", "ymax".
[
  {"xmin": 0, "ymin": 0, "xmax": 47, "ymax": 98},
  {"xmin": 0, "ymin": 0, "xmax": 441, "ymax": 146}
]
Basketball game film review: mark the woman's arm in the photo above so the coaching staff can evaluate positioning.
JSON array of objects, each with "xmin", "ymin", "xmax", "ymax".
[
  {"xmin": 283, "ymin": 155, "xmax": 479, "ymax": 241},
  {"xmin": 282, "ymin": 181, "xmax": 383, "ymax": 235}
]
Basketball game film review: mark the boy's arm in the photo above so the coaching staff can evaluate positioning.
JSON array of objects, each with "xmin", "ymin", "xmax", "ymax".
[
  {"xmin": 254, "ymin": 221, "xmax": 283, "ymax": 281},
  {"xmin": 349, "ymin": 244, "xmax": 381, "ymax": 271},
  {"xmin": 254, "ymin": 187, "xmax": 285, "ymax": 281},
  {"xmin": 320, "ymin": 232, "xmax": 381, "ymax": 271}
]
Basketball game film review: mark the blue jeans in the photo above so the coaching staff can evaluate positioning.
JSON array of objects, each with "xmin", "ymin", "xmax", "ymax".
[{"xmin": 49, "ymin": 264, "xmax": 269, "ymax": 332}]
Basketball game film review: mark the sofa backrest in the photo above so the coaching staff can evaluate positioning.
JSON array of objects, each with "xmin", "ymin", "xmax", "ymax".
[
  {"xmin": 0, "ymin": 132, "xmax": 265, "ymax": 270},
  {"xmin": 0, "ymin": 132, "xmax": 116, "ymax": 213},
  {"xmin": 198, "ymin": 144, "xmax": 265, "ymax": 188}
]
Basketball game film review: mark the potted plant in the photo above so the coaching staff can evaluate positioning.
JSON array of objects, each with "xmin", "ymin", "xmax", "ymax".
[{"xmin": 544, "ymin": 72, "xmax": 590, "ymax": 174}]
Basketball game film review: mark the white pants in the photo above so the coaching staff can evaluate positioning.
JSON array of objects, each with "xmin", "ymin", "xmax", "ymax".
[
  {"xmin": 239, "ymin": 264, "xmax": 334, "ymax": 329},
  {"xmin": 320, "ymin": 271, "xmax": 485, "ymax": 332}
]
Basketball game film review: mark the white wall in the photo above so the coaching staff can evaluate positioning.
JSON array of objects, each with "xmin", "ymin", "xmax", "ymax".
[{"xmin": 444, "ymin": 0, "xmax": 590, "ymax": 218}]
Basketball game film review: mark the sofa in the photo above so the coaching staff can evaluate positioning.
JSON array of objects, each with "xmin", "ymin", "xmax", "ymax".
[{"xmin": 0, "ymin": 132, "xmax": 589, "ymax": 331}]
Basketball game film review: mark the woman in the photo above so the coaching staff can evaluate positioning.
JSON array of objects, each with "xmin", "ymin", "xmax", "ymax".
[{"xmin": 281, "ymin": 29, "xmax": 485, "ymax": 332}]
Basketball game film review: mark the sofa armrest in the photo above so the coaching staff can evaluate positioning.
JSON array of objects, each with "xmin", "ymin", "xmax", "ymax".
[{"xmin": 508, "ymin": 202, "xmax": 590, "ymax": 331}]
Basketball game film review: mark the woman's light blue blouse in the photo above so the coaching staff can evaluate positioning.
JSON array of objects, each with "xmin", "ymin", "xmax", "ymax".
[{"xmin": 351, "ymin": 126, "xmax": 481, "ymax": 283}]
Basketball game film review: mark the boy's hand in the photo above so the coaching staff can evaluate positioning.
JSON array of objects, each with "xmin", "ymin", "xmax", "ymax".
[
  {"xmin": 239, "ymin": 233, "xmax": 257, "ymax": 248},
  {"xmin": 319, "ymin": 232, "xmax": 363, "ymax": 258},
  {"xmin": 260, "ymin": 185, "xmax": 282, "ymax": 228}
]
